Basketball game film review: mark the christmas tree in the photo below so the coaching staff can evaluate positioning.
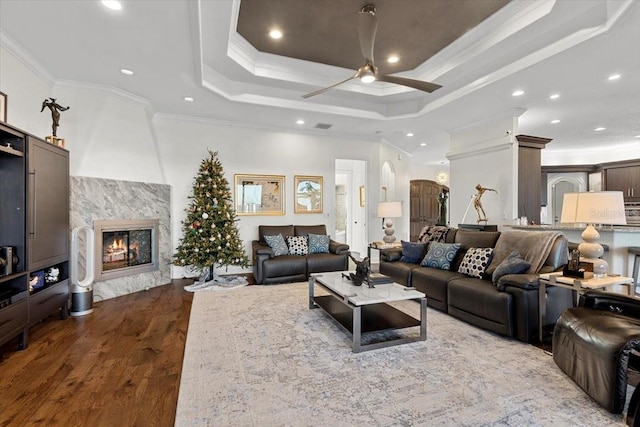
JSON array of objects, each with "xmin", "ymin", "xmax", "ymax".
[{"xmin": 173, "ymin": 150, "xmax": 249, "ymax": 281}]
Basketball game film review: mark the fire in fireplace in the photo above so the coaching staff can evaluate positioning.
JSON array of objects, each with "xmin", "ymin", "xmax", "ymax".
[
  {"xmin": 93, "ymin": 219, "xmax": 159, "ymax": 281},
  {"xmin": 102, "ymin": 229, "xmax": 152, "ymax": 271}
]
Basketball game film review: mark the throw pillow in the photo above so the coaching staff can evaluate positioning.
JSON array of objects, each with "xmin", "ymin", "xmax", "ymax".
[
  {"xmin": 287, "ymin": 235, "xmax": 309, "ymax": 256},
  {"xmin": 458, "ymin": 247, "xmax": 494, "ymax": 279},
  {"xmin": 308, "ymin": 233, "xmax": 330, "ymax": 254},
  {"xmin": 492, "ymin": 250, "xmax": 532, "ymax": 286},
  {"xmin": 420, "ymin": 242, "xmax": 461, "ymax": 270},
  {"xmin": 417, "ymin": 225, "xmax": 450, "ymax": 243},
  {"xmin": 400, "ymin": 240, "xmax": 429, "ymax": 264},
  {"xmin": 264, "ymin": 234, "xmax": 289, "ymax": 256}
]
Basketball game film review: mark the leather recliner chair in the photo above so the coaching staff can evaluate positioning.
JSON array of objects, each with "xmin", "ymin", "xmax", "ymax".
[{"xmin": 553, "ymin": 290, "xmax": 640, "ymax": 415}]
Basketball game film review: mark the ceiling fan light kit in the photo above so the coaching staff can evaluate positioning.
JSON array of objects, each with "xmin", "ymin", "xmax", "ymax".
[{"xmin": 302, "ymin": 3, "xmax": 442, "ymax": 98}]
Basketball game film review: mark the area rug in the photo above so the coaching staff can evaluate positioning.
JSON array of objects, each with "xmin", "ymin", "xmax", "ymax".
[{"xmin": 175, "ymin": 282, "xmax": 628, "ymax": 426}]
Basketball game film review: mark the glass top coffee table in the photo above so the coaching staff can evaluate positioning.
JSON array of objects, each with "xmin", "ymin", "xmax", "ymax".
[{"xmin": 309, "ymin": 271, "xmax": 426, "ymax": 353}]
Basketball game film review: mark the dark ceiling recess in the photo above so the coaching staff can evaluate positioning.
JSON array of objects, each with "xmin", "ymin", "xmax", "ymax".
[
  {"xmin": 237, "ymin": 0, "xmax": 510, "ymax": 75},
  {"xmin": 314, "ymin": 123, "xmax": 333, "ymax": 130}
]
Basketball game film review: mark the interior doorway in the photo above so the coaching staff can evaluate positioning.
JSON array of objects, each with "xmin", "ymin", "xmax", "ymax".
[
  {"xmin": 552, "ymin": 180, "xmax": 579, "ymax": 225},
  {"xmin": 335, "ymin": 159, "xmax": 367, "ymax": 257}
]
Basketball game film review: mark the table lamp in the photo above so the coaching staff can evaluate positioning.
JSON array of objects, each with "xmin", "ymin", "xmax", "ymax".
[
  {"xmin": 377, "ymin": 201, "xmax": 402, "ymax": 244},
  {"xmin": 560, "ymin": 191, "xmax": 627, "ymax": 277}
]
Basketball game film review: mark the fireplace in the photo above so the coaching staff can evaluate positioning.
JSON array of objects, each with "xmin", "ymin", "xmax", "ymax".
[{"xmin": 94, "ymin": 219, "xmax": 159, "ymax": 281}]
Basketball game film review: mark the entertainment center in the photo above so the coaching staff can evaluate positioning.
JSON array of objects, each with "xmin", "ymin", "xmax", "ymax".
[{"xmin": 0, "ymin": 121, "xmax": 70, "ymax": 351}]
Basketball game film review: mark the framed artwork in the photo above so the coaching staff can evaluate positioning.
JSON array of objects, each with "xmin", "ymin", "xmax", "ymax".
[
  {"xmin": 294, "ymin": 175, "xmax": 323, "ymax": 214},
  {"xmin": 234, "ymin": 174, "xmax": 285, "ymax": 215},
  {"xmin": 0, "ymin": 91, "xmax": 6, "ymax": 123},
  {"xmin": 359, "ymin": 186, "xmax": 366, "ymax": 207}
]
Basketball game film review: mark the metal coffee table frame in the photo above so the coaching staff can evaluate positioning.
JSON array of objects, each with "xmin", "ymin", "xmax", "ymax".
[{"xmin": 309, "ymin": 272, "xmax": 427, "ymax": 353}]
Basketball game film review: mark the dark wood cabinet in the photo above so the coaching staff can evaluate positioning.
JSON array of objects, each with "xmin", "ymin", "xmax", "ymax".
[
  {"xmin": 0, "ymin": 123, "xmax": 69, "ymax": 351},
  {"xmin": 410, "ymin": 180, "xmax": 446, "ymax": 241},
  {"xmin": 605, "ymin": 164, "xmax": 640, "ymax": 201},
  {"xmin": 27, "ymin": 136, "xmax": 70, "ymax": 270}
]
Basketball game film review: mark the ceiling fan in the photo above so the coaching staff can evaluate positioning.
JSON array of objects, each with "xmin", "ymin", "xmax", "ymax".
[{"xmin": 302, "ymin": 4, "xmax": 442, "ymax": 99}]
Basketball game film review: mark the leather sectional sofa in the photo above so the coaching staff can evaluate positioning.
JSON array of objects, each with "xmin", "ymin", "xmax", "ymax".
[
  {"xmin": 379, "ymin": 228, "xmax": 574, "ymax": 342},
  {"xmin": 252, "ymin": 224, "xmax": 349, "ymax": 285}
]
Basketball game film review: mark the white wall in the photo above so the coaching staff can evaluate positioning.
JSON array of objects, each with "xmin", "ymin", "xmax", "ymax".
[
  {"xmin": 153, "ymin": 116, "xmax": 391, "ymax": 277},
  {"xmin": 0, "ymin": 46, "xmax": 52, "ymax": 136},
  {"xmin": 447, "ymin": 115, "xmax": 519, "ymax": 227},
  {"xmin": 378, "ymin": 142, "xmax": 411, "ymax": 242}
]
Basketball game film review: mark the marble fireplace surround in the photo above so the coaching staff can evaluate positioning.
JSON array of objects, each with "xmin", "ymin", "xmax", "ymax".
[{"xmin": 70, "ymin": 176, "xmax": 171, "ymax": 301}]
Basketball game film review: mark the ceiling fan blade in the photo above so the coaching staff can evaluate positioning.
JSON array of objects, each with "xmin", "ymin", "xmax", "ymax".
[
  {"xmin": 302, "ymin": 73, "xmax": 358, "ymax": 98},
  {"xmin": 377, "ymin": 74, "xmax": 443, "ymax": 93},
  {"xmin": 358, "ymin": 9, "xmax": 378, "ymax": 65}
]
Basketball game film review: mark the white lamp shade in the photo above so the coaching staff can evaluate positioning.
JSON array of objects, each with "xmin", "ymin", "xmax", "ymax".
[
  {"xmin": 377, "ymin": 201, "xmax": 402, "ymax": 218},
  {"xmin": 560, "ymin": 191, "xmax": 627, "ymax": 225}
]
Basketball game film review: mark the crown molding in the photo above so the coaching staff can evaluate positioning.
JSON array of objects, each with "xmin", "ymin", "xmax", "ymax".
[
  {"xmin": 413, "ymin": 0, "xmax": 555, "ymax": 80},
  {"xmin": 0, "ymin": 29, "xmax": 55, "ymax": 85}
]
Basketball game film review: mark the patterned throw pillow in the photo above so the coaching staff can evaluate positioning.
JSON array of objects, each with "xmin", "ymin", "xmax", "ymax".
[
  {"xmin": 420, "ymin": 242, "xmax": 461, "ymax": 270},
  {"xmin": 264, "ymin": 234, "xmax": 289, "ymax": 256},
  {"xmin": 308, "ymin": 233, "xmax": 330, "ymax": 254},
  {"xmin": 458, "ymin": 247, "xmax": 494, "ymax": 279},
  {"xmin": 400, "ymin": 240, "xmax": 429, "ymax": 264},
  {"xmin": 492, "ymin": 250, "xmax": 532, "ymax": 288},
  {"xmin": 417, "ymin": 225, "xmax": 449, "ymax": 243},
  {"xmin": 287, "ymin": 235, "xmax": 309, "ymax": 256}
]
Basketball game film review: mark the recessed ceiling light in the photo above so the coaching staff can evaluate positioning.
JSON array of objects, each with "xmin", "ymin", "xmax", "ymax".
[
  {"xmin": 102, "ymin": 0, "xmax": 122, "ymax": 10},
  {"xmin": 608, "ymin": 74, "xmax": 621, "ymax": 81},
  {"xmin": 420, "ymin": 142, "xmax": 427, "ymax": 146},
  {"xmin": 512, "ymin": 90, "xmax": 524, "ymax": 97},
  {"xmin": 120, "ymin": 68, "xmax": 134, "ymax": 75},
  {"xmin": 387, "ymin": 56, "xmax": 399, "ymax": 63},
  {"xmin": 183, "ymin": 96, "xmax": 194, "ymax": 102},
  {"xmin": 550, "ymin": 119, "xmax": 561, "ymax": 124},
  {"xmin": 269, "ymin": 29, "xmax": 283, "ymax": 39},
  {"xmin": 549, "ymin": 94, "xmax": 560, "ymax": 100},
  {"xmin": 594, "ymin": 127, "xmax": 606, "ymax": 131},
  {"xmin": 296, "ymin": 119, "xmax": 305, "ymax": 125},
  {"xmin": 406, "ymin": 132, "xmax": 414, "ymax": 137}
]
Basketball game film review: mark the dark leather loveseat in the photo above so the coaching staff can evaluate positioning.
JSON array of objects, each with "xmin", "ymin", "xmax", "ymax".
[
  {"xmin": 252, "ymin": 225, "xmax": 349, "ymax": 285},
  {"xmin": 379, "ymin": 228, "xmax": 574, "ymax": 342}
]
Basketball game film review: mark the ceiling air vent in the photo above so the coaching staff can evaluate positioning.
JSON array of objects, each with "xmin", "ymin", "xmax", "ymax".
[{"xmin": 314, "ymin": 123, "xmax": 333, "ymax": 130}]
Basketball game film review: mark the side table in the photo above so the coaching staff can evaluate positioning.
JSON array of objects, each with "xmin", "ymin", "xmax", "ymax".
[
  {"xmin": 538, "ymin": 272, "xmax": 635, "ymax": 343},
  {"xmin": 367, "ymin": 243, "xmax": 401, "ymax": 260}
]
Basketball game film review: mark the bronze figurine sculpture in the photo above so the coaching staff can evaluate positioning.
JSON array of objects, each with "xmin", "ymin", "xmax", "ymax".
[
  {"xmin": 41, "ymin": 98, "xmax": 70, "ymax": 137},
  {"xmin": 473, "ymin": 184, "xmax": 498, "ymax": 223},
  {"xmin": 437, "ymin": 188, "xmax": 448, "ymax": 226},
  {"xmin": 347, "ymin": 252, "xmax": 373, "ymax": 288}
]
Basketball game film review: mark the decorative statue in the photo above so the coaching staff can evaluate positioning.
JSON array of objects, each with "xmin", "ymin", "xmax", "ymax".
[
  {"xmin": 473, "ymin": 184, "xmax": 498, "ymax": 223},
  {"xmin": 41, "ymin": 98, "xmax": 70, "ymax": 137},
  {"xmin": 437, "ymin": 188, "xmax": 448, "ymax": 226},
  {"xmin": 346, "ymin": 253, "xmax": 373, "ymax": 287}
]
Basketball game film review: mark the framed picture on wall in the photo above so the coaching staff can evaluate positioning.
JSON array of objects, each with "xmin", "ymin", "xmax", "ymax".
[
  {"xmin": 234, "ymin": 174, "xmax": 285, "ymax": 215},
  {"xmin": 294, "ymin": 175, "xmax": 323, "ymax": 214},
  {"xmin": 0, "ymin": 91, "xmax": 7, "ymax": 123}
]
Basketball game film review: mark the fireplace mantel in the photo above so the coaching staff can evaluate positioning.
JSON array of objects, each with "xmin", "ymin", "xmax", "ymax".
[{"xmin": 71, "ymin": 176, "xmax": 171, "ymax": 301}]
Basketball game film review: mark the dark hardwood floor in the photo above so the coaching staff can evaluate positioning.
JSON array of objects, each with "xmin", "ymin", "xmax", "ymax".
[{"xmin": 0, "ymin": 280, "xmax": 193, "ymax": 427}]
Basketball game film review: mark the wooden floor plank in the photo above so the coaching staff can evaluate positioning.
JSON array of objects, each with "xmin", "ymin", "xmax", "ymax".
[{"xmin": 0, "ymin": 280, "xmax": 193, "ymax": 427}]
